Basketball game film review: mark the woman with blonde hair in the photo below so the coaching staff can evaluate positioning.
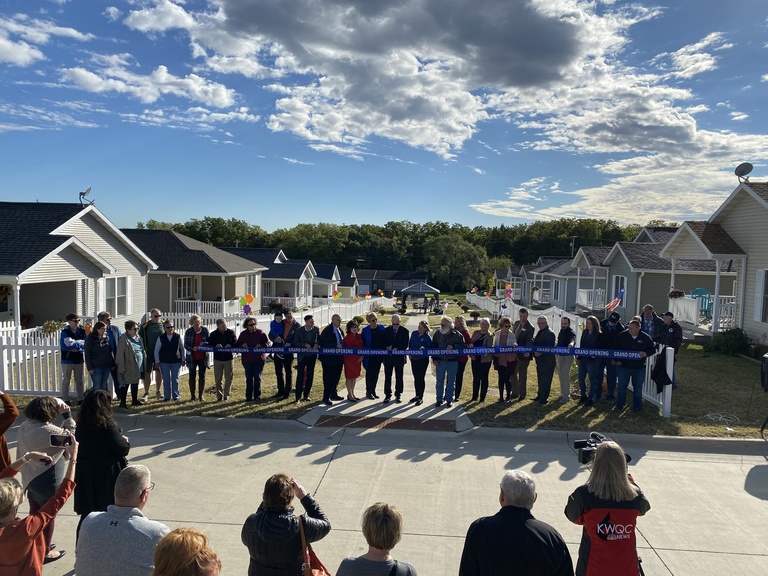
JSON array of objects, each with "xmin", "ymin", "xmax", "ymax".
[
  {"xmin": 337, "ymin": 502, "xmax": 418, "ymax": 576},
  {"xmin": 565, "ymin": 441, "xmax": 650, "ymax": 576},
  {"xmin": 184, "ymin": 315, "xmax": 210, "ymax": 402},
  {"xmin": 153, "ymin": 528, "xmax": 221, "ymax": 576}
]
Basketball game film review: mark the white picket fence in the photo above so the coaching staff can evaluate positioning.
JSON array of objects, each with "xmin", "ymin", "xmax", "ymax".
[
  {"xmin": 0, "ymin": 298, "xmax": 385, "ymax": 395},
  {"xmin": 465, "ymin": 292, "xmax": 673, "ymax": 418}
]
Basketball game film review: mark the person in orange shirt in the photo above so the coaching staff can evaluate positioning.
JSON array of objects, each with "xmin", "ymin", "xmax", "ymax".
[
  {"xmin": 0, "ymin": 390, "xmax": 20, "ymax": 469},
  {"xmin": 0, "ymin": 437, "xmax": 78, "ymax": 575}
]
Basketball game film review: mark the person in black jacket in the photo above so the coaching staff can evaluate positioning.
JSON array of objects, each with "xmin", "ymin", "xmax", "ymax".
[
  {"xmin": 459, "ymin": 470, "xmax": 573, "ymax": 576},
  {"xmin": 383, "ymin": 314, "xmax": 409, "ymax": 403},
  {"xmin": 532, "ymin": 316, "xmax": 556, "ymax": 405},
  {"xmin": 318, "ymin": 314, "xmax": 345, "ymax": 405},
  {"xmin": 600, "ymin": 312, "xmax": 625, "ymax": 402},
  {"xmin": 208, "ymin": 319, "xmax": 237, "ymax": 401},
  {"xmin": 242, "ymin": 474, "xmax": 331, "ymax": 576},
  {"xmin": 655, "ymin": 311, "xmax": 683, "ymax": 388},
  {"xmin": 613, "ymin": 320, "xmax": 657, "ymax": 412}
]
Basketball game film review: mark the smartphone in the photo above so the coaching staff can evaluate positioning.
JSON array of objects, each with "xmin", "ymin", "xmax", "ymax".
[{"xmin": 50, "ymin": 434, "xmax": 72, "ymax": 447}]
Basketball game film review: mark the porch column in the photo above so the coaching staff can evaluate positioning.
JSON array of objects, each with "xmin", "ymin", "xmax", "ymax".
[
  {"xmin": 221, "ymin": 276, "xmax": 226, "ymax": 315},
  {"xmin": 712, "ymin": 259, "xmax": 722, "ymax": 334},
  {"xmin": 670, "ymin": 258, "xmax": 677, "ymax": 290},
  {"xmin": 13, "ymin": 282, "xmax": 21, "ymax": 339}
]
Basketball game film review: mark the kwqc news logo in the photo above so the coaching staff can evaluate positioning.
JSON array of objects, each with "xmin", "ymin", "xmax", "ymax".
[{"xmin": 595, "ymin": 513, "xmax": 634, "ymax": 541}]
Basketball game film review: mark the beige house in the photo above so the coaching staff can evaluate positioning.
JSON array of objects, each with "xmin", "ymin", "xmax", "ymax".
[
  {"xmin": 0, "ymin": 202, "xmax": 156, "ymax": 334},
  {"xmin": 661, "ymin": 181, "xmax": 767, "ymax": 339}
]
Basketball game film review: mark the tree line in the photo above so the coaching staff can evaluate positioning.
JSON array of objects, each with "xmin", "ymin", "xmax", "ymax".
[{"xmin": 137, "ymin": 217, "xmax": 673, "ymax": 292}]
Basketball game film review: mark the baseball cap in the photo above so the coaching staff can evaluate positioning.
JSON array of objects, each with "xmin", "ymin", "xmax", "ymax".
[
  {"xmin": 663, "ymin": 311, "xmax": 674, "ymax": 318},
  {"xmin": 608, "ymin": 312, "xmax": 620, "ymax": 323}
]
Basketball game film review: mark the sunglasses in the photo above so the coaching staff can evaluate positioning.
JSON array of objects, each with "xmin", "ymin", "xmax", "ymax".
[{"xmin": 165, "ymin": 326, "xmax": 174, "ymax": 330}]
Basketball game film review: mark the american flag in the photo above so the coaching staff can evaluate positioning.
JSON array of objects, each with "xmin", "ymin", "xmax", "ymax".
[{"xmin": 605, "ymin": 288, "xmax": 625, "ymax": 312}]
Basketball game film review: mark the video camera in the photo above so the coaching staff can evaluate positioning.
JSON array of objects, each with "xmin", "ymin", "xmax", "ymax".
[{"xmin": 573, "ymin": 432, "xmax": 632, "ymax": 465}]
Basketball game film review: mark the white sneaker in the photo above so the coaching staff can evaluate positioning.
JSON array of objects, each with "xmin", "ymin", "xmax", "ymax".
[{"xmin": 142, "ymin": 393, "xmax": 150, "ymax": 401}]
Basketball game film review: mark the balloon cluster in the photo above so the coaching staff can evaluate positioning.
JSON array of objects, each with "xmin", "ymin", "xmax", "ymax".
[
  {"xmin": 239, "ymin": 293, "xmax": 255, "ymax": 315},
  {"xmin": 506, "ymin": 283, "xmax": 512, "ymax": 298},
  {"xmin": 333, "ymin": 290, "xmax": 339, "ymax": 301},
  {"xmin": 365, "ymin": 291, "xmax": 371, "ymax": 300}
]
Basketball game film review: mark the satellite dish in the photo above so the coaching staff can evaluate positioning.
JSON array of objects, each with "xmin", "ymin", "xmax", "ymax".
[
  {"xmin": 735, "ymin": 162, "xmax": 753, "ymax": 182},
  {"xmin": 82, "ymin": 186, "xmax": 91, "ymax": 198},
  {"xmin": 78, "ymin": 186, "xmax": 94, "ymax": 205}
]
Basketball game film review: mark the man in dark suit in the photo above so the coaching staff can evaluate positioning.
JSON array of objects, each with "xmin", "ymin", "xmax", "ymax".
[
  {"xmin": 383, "ymin": 314, "xmax": 409, "ymax": 403},
  {"xmin": 532, "ymin": 316, "xmax": 556, "ymax": 405},
  {"xmin": 318, "ymin": 314, "xmax": 345, "ymax": 405},
  {"xmin": 512, "ymin": 308, "xmax": 535, "ymax": 399}
]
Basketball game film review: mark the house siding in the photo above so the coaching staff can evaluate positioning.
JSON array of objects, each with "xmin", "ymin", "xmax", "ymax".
[
  {"xmin": 607, "ymin": 255, "xmax": 633, "ymax": 319},
  {"xmin": 668, "ymin": 234, "xmax": 707, "ymax": 259},
  {"xmin": 22, "ymin": 281, "xmax": 77, "ymax": 324},
  {"xmin": 58, "ymin": 213, "xmax": 148, "ymax": 325},
  {"xmin": 146, "ymin": 273, "xmax": 170, "ymax": 314},
  {"xmin": 23, "ymin": 247, "xmax": 103, "ymax": 283},
  {"xmin": 640, "ymin": 273, "xmax": 727, "ymax": 314},
  {"xmin": 718, "ymin": 193, "xmax": 768, "ymax": 338}
]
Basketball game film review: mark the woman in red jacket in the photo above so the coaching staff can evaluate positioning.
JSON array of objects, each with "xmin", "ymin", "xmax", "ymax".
[
  {"xmin": 342, "ymin": 320, "xmax": 364, "ymax": 401},
  {"xmin": 564, "ymin": 441, "xmax": 650, "ymax": 576},
  {"xmin": 0, "ymin": 437, "xmax": 78, "ymax": 575}
]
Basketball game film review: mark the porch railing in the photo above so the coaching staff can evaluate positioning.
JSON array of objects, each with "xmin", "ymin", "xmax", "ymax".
[
  {"xmin": 576, "ymin": 288, "xmax": 606, "ymax": 309},
  {"xmin": 261, "ymin": 295, "xmax": 312, "ymax": 310},
  {"xmin": 495, "ymin": 288, "xmax": 521, "ymax": 299},
  {"xmin": 174, "ymin": 299, "xmax": 241, "ymax": 315},
  {"xmin": 668, "ymin": 295, "xmax": 737, "ymax": 330}
]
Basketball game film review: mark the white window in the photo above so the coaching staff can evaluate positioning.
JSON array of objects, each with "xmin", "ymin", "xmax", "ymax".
[
  {"xmin": 552, "ymin": 280, "xmax": 561, "ymax": 301},
  {"xmin": 755, "ymin": 269, "xmax": 768, "ymax": 323},
  {"xmin": 611, "ymin": 275, "xmax": 626, "ymax": 306},
  {"xmin": 246, "ymin": 274, "xmax": 258, "ymax": 297},
  {"xmin": 105, "ymin": 277, "xmax": 127, "ymax": 317},
  {"xmin": 262, "ymin": 281, "xmax": 273, "ymax": 297},
  {"xmin": 177, "ymin": 277, "xmax": 192, "ymax": 299}
]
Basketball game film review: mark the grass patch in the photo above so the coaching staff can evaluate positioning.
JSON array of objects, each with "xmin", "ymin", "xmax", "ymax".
[
  {"xmin": 8, "ymin": 344, "xmax": 767, "ymax": 439},
  {"xmin": 461, "ymin": 343, "xmax": 768, "ymax": 438}
]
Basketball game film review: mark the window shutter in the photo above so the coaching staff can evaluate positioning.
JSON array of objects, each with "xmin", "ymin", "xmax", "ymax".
[{"xmin": 754, "ymin": 269, "xmax": 765, "ymax": 322}]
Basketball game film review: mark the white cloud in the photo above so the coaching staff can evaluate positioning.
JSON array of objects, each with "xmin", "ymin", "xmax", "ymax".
[
  {"xmin": 652, "ymin": 32, "xmax": 727, "ymax": 79},
  {"xmin": 472, "ymin": 167, "xmax": 486, "ymax": 175},
  {"xmin": 730, "ymin": 111, "xmax": 749, "ymax": 121},
  {"xmin": 59, "ymin": 54, "xmax": 237, "ymax": 107},
  {"xmin": 0, "ymin": 13, "xmax": 93, "ymax": 66},
  {"xmin": 0, "ymin": 34, "xmax": 45, "ymax": 66},
  {"xmin": 104, "ymin": 7, "xmax": 122, "ymax": 22},
  {"xmin": 0, "ymin": 122, "xmax": 41, "ymax": 134},
  {"xmin": 0, "ymin": 102, "xmax": 99, "ymax": 129},
  {"xmin": 119, "ymin": 105, "xmax": 259, "ymax": 131},
  {"xmin": 282, "ymin": 157, "xmax": 314, "ymax": 165}
]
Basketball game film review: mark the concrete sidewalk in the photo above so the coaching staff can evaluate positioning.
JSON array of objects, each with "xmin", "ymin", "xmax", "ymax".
[{"xmin": 5, "ymin": 413, "xmax": 760, "ymax": 576}]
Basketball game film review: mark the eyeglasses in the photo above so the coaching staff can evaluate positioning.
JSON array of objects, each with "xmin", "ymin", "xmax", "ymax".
[
  {"xmin": 391, "ymin": 323, "xmax": 399, "ymax": 326},
  {"xmin": 501, "ymin": 324, "xmax": 511, "ymax": 328},
  {"xmin": 165, "ymin": 326, "xmax": 174, "ymax": 330},
  {"xmin": 143, "ymin": 482, "xmax": 155, "ymax": 493},
  {"xmin": 246, "ymin": 323, "xmax": 256, "ymax": 327},
  {"xmin": 72, "ymin": 319, "xmax": 81, "ymax": 323},
  {"xmin": 152, "ymin": 315, "xmax": 161, "ymax": 318}
]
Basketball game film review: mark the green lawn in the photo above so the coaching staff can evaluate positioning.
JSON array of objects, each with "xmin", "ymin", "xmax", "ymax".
[{"xmin": 8, "ymin": 335, "xmax": 767, "ymax": 439}]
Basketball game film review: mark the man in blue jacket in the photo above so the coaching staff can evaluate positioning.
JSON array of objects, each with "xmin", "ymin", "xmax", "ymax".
[
  {"xmin": 60, "ymin": 313, "xmax": 86, "ymax": 405},
  {"xmin": 613, "ymin": 319, "xmax": 657, "ymax": 412},
  {"xmin": 599, "ymin": 311, "xmax": 624, "ymax": 402}
]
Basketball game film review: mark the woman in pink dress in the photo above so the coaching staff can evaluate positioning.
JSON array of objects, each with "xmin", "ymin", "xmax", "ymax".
[{"xmin": 342, "ymin": 320, "xmax": 364, "ymax": 401}]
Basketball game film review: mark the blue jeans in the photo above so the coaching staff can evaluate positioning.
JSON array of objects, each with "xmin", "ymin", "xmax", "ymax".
[
  {"xmin": 578, "ymin": 359, "xmax": 603, "ymax": 399},
  {"xmin": 160, "ymin": 362, "xmax": 181, "ymax": 400},
  {"xmin": 90, "ymin": 367, "xmax": 111, "ymax": 390},
  {"xmin": 617, "ymin": 366, "xmax": 645, "ymax": 411},
  {"xmin": 602, "ymin": 359, "xmax": 619, "ymax": 399},
  {"xmin": 243, "ymin": 362, "xmax": 264, "ymax": 400},
  {"xmin": 435, "ymin": 360, "xmax": 458, "ymax": 402}
]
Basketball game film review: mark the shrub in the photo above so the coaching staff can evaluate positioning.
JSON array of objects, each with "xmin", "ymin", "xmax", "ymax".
[
  {"xmin": 353, "ymin": 315, "xmax": 366, "ymax": 325},
  {"xmin": 42, "ymin": 320, "xmax": 65, "ymax": 335},
  {"xmin": 704, "ymin": 328, "xmax": 750, "ymax": 356},
  {"xmin": 433, "ymin": 307, "xmax": 442, "ymax": 314},
  {"xmin": 469, "ymin": 310, "xmax": 481, "ymax": 320},
  {"xmin": 461, "ymin": 305, "xmax": 469, "ymax": 312}
]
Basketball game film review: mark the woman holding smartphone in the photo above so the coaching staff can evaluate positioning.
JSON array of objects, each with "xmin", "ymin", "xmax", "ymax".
[{"xmin": 14, "ymin": 396, "xmax": 75, "ymax": 564}]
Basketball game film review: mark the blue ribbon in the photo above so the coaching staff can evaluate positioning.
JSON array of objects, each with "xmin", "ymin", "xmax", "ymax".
[{"xmin": 197, "ymin": 345, "xmax": 643, "ymax": 360}]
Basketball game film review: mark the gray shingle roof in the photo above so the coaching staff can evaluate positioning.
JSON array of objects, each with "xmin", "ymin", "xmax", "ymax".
[
  {"xmin": 685, "ymin": 221, "xmax": 745, "ymax": 256},
  {"xmin": 262, "ymin": 261, "xmax": 312, "ymax": 280},
  {"xmin": 578, "ymin": 246, "xmax": 612, "ymax": 267},
  {"xmin": 744, "ymin": 181, "xmax": 768, "ymax": 203},
  {"xmin": 313, "ymin": 263, "xmax": 338, "ymax": 281},
  {"xmin": 0, "ymin": 202, "xmax": 85, "ymax": 276},
  {"xmin": 337, "ymin": 267, "xmax": 356, "ymax": 284},
  {"xmin": 222, "ymin": 247, "xmax": 284, "ymax": 266},
  {"xmin": 122, "ymin": 229, "xmax": 263, "ymax": 274},
  {"xmin": 614, "ymin": 242, "xmax": 735, "ymax": 272}
]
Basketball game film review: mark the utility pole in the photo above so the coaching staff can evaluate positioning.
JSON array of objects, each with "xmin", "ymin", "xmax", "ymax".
[{"xmin": 570, "ymin": 236, "xmax": 578, "ymax": 258}]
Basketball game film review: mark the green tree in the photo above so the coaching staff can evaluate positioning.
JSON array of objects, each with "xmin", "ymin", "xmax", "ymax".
[{"xmin": 423, "ymin": 234, "xmax": 488, "ymax": 292}]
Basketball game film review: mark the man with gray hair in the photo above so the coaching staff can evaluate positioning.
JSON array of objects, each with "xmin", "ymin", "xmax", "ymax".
[
  {"xmin": 75, "ymin": 465, "xmax": 170, "ymax": 576},
  {"xmin": 459, "ymin": 470, "xmax": 573, "ymax": 576}
]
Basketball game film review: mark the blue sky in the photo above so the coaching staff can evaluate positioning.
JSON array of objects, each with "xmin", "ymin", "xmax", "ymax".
[{"xmin": 1, "ymin": 0, "xmax": 767, "ymax": 233}]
